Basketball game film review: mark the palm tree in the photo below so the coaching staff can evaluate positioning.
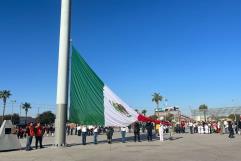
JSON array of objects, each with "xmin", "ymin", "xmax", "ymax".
[
  {"xmin": 141, "ymin": 109, "xmax": 147, "ymax": 116},
  {"xmin": 134, "ymin": 109, "xmax": 139, "ymax": 113},
  {"xmin": 0, "ymin": 90, "xmax": 12, "ymax": 122},
  {"xmin": 152, "ymin": 93, "xmax": 163, "ymax": 111},
  {"xmin": 22, "ymin": 102, "xmax": 31, "ymax": 125},
  {"xmin": 199, "ymin": 104, "xmax": 208, "ymax": 122}
]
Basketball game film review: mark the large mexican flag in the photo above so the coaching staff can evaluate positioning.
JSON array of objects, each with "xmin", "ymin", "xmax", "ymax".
[{"xmin": 69, "ymin": 47, "xmax": 139, "ymax": 126}]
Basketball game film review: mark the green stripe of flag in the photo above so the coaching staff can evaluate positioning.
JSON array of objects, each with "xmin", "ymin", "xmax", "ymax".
[{"xmin": 69, "ymin": 47, "xmax": 105, "ymax": 125}]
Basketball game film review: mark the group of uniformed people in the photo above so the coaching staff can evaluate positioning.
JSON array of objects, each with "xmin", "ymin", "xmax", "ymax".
[{"xmin": 78, "ymin": 121, "xmax": 165, "ymax": 145}]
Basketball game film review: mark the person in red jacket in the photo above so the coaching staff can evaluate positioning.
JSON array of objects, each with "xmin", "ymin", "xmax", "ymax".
[
  {"xmin": 35, "ymin": 122, "xmax": 44, "ymax": 149},
  {"xmin": 25, "ymin": 122, "xmax": 35, "ymax": 151}
]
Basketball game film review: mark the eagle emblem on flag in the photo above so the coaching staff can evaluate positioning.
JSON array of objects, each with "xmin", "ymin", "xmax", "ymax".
[{"xmin": 109, "ymin": 101, "xmax": 132, "ymax": 117}]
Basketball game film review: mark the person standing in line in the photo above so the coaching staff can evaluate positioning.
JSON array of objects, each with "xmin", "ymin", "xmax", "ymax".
[
  {"xmin": 197, "ymin": 123, "xmax": 201, "ymax": 134},
  {"xmin": 142, "ymin": 123, "xmax": 146, "ymax": 133},
  {"xmin": 204, "ymin": 123, "xmax": 209, "ymax": 134},
  {"xmin": 194, "ymin": 122, "xmax": 198, "ymax": 133},
  {"xmin": 238, "ymin": 120, "xmax": 241, "ymax": 135},
  {"xmin": 134, "ymin": 122, "xmax": 141, "ymax": 142},
  {"xmin": 159, "ymin": 124, "xmax": 164, "ymax": 142},
  {"xmin": 50, "ymin": 125, "xmax": 55, "ymax": 136},
  {"xmin": 81, "ymin": 125, "xmax": 87, "ymax": 145},
  {"xmin": 66, "ymin": 124, "xmax": 70, "ymax": 135},
  {"xmin": 220, "ymin": 121, "xmax": 224, "ymax": 135},
  {"xmin": 228, "ymin": 121, "xmax": 235, "ymax": 138},
  {"xmin": 208, "ymin": 122, "xmax": 212, "ymax": 134},
  {"xmin": 17, "ymin": 127, "xmax": 22, "ymax": 139},
  {"xmin": 75, "ymin": 124, "xmax": 78, "ymax": 135},
  {"xmin": 176, "ymin": 123, "xmax": 180, "ymax": 133},
  {"xmin": 106, "ymin": 126, "xmax": 114, "ymax": 144},
  {"xmin": 35, "ymin": 122, "xmax": 44, "ymax": 149},
  {"xmin": 121, "ymin": 127, "xmax": 127, "ymax": 143},
  {"xmin": 217, "ymin": 121, "xmax": 221, "ymax": 134},
  {"xmin": 77, "ymin": 125, "xmax": 81, "ymax": 136},
  {"xmin": 224, "ymin": 120, "xmax": 228, "ymax": 134},
  {"xmin": 181, "ymin": 121, "xmax": 185, "ymax": 133},
  {"xmin": 234, "ymin": 121, "xmax": 238, "ymax": 134},
  {"xmin": 93, "ymin": 126, "xmax": 98, "ymax": 144},
  {"xmin": 146, "ymin": 121, "xmax": 153, "ymax": 141},
  {"xmin": 189, "ymin": 121, "xmax": 193, "ymax": 134},
  {"xmin": 46, "ymin": 125, "xmax": 50, "ymax": 137},
  {"xmin": 25, "ymin": 122, "xmax": 35, "ymax": 151},
  {"xmin": 70, "ymin": 124, "xmax": 74, "ymax": 135}
]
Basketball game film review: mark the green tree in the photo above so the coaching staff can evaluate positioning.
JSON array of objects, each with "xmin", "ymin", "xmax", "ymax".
[
  {"xmin": 22, "ymin": 102, "xmax": 31, "ymax": 125},
  {"xmin": 0, "ymin": 90, "xmax": 12, "ymax": 122},
  {"xmin": 141, "ymin": 109, "xmax": 147, "ymax": 116},
  {"xmin": 152, "ymin": 93, "xmax": 163, "ymax": 111},
  {"xmin": 36, "ymin": 111, "xmax": 55, "ymax": 125},
  {"xmin": 165, "ymin": 113, "xmax": 174, "ymax": 122},
  {"xmin": 199, "ymin": 104, "xmax": 208, "ymax": 122},
  {"xmin": 134, "ymin": 109, "xmax": 139, "ymax": 113},
  {"xmin": 228, "ymin": 114, "xmax": 240, "ymax": 121}
]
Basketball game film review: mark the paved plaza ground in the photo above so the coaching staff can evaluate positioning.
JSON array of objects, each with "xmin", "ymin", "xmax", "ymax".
[{"xmin": 0, "ymin": 133, "xmax": 241, "ymax": 161}]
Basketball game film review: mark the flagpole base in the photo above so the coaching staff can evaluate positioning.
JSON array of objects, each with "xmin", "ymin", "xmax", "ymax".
[{"xmin": 55, "ymin": 104, "xmax": 67, "ymax": 147}]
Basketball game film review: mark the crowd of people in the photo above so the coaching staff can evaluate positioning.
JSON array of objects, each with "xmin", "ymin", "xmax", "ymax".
[
  {"xmin": 66, "ymin": 121, "xmax": 155, "ymax": 145},
  {"xmin": 176, "ymin": 120, "xmax": 241, "ymax": 138},
  {"xmin": 14, "ymin": 121, "xmax": 157, "ymax": 151},
  {"xmin": 16, "ymin": 124, "xmax": 55, "ymax": 139},
  {"xmin": 15, "ymin": 123, "xmax": 55, "ymax": 151},
  {"xmin": 12, "ymin": 118, "xmax": 241, "ymax": 151}
]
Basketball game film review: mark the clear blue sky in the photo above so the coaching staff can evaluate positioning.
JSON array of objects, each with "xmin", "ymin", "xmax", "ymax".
[{"xmin": 0, "ymin": 0, "xmax": 241, "ymax": 116}]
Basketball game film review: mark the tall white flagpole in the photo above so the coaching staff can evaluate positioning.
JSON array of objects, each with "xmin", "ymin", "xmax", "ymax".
[{"xmin": 55, "ymin": 0, "xmax": 71, "ymax": 146}]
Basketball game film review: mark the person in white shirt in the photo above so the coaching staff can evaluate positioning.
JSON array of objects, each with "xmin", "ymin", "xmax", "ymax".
[
  {"xmin": 93, "ymin": 126, "xmax": 98, "ymax": 144},
  {"xmin": 189, "ymin": 122, "xmax": 194, "ymax": 134},
  {"xmin": 204, "ymin": 123, "xmax": 209, "ymax": 134},
  {"xmin": 198, "ymin": 123, "xmax": 202, "ymax": 134},
  {"xmin": 159, "ymin": 124, "xmax": 164, "ymax": 142},
  {"xmin": 224, "ymin": 120, "xmax": 229, "ymax": 134},
  {"xmin": 121, "ymin": 127, "xmax": 127, "ymax": 143},
  {"xmin": 81, "ymin": 125, "xmax": 87, "ymax": 145}
]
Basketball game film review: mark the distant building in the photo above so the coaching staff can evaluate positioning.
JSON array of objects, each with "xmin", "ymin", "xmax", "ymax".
[
  {"xmin": 19, "ymin": 116, "xmax": 35, "ymax": 125},
  {"xmin": 191, "ymin": 106, "xmax": 241, "ymax": 121},
  {"xmin": 154, "ymin": 106, "xmax": 192, "ymax": 122}
]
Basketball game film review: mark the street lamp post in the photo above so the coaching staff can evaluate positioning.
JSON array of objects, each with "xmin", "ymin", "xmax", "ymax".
[
  {"xmin": 19, "ymin": 104, "xmax": 22, "ymax": 117},
  {"xmin": 11, "ymin": 100, "xmax": 16, "ymax": 123}
]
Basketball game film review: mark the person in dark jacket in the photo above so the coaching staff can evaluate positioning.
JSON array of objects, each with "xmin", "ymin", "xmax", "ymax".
[
  {"xmin": 35, "ymin": 122, "xmax": 44, "ymax": 149},
  {"xmin": 106, "ymin": 126, "xmax": 114, "ymax": 144},
  {"xmin": 134, "ymin": 122, "xmax": 141, "ymax": 142},
  {"xmin": 228, "ymin": 121, "xmax": 234, "ymax": 138},
  {"xmin": 238, "ymin": 120, "xmax": 241, "ymax": 135},
  {"xmin": 146, "ymin": 121, "xmax": 153, "ymax": 141}
]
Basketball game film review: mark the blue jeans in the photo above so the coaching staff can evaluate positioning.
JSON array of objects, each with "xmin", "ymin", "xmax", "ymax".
[
  {"xmin": 82, "ymin": 132, "xmax": 87, "ymax": 145},
  {"xmin": 26, "ymin": 136, "xmax": 33, "ymax": 150},
  {"xmin": 121, "ymin": 131, "xmax": 126, "ymax": 143},
  {"xmin": 94, "ymin": 132, "xmax": 98, "ymax": 144},
  {"xmin": 147, "ymin": 131, "xmax": 152, "ymax": 141}
]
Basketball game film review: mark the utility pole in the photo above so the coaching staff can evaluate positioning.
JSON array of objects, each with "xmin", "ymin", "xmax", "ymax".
[
  {"xmin": 19, "ymin": 104, "xmax": 21, "ymax": 117},
  {"xmin": 11, "ymin": 100, "xmax": 16, "ymax": 123},
  {"xmin": 55, "ymin": 0, "xmax": 71, "ymax": 146}
]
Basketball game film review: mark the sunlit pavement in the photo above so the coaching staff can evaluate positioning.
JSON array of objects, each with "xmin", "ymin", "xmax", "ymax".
[{"xmin": 0, "ymin": 133, "xmax": 241, "ymax": 161}]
